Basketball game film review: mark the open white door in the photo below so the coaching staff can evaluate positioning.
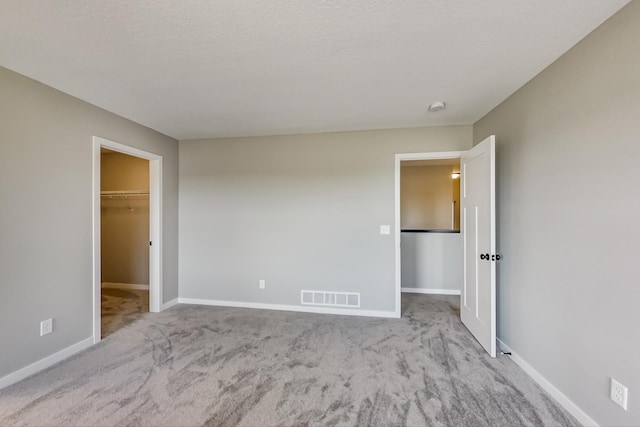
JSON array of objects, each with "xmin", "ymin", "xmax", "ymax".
[{"xmin": 461, "ymin": 135, "xmax": 496, "ymax": 357}]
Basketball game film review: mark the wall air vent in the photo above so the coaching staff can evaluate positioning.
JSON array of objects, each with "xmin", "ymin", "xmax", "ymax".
[{"xmin": 301, "ymin": 290, "xmax": 360, "ymax": 308}]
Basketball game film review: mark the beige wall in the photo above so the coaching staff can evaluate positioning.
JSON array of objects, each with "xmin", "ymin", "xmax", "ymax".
[
  {"xmin": 101, "ymin": 151, "xmax": 150, "ymax": 191},
  {"xmin": 0, "ymin": 66, "xmax": 179, "ymax": 380},
  {"xmin": 101, "ymin": 152, "xmax": 150, "ymax": 285},
  {"xmin": 474, "ymin": 2, "xmax": 640, "ymax": 425},
  {"xmin": 452, "ymin": 173, "xmax": 460, "ymax": 230},
  {"xmin": 179, "ymin": 126, "xmax": 472, "ymax": 312},
  {"xmin": 400, "ymin": 164, "xmax": 456, "ymax": 230}
]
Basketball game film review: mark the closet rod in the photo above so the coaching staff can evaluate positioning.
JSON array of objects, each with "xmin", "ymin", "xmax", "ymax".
[{"xmin": 100, "ymin": 190, "xmax": 149, "ymax": 195}]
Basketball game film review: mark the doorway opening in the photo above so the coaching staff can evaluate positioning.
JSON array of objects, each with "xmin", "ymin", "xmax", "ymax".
[
  {"xmin": 394, "ymin": 151, "xmax": 463, "ymax": 316},
  {"xmin": 100, "ymin": 149, "xmax": 150, "ymax": 338},
  {"xmin": 395, "ymin": 136, "xmax": 496, "ymax": 357},
  {"xmin": 92, "ymin": 137, "xmax": 163, "ymax": 343}
]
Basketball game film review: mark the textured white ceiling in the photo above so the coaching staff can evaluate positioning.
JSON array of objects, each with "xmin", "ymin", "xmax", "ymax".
[{"xmin": 0, "ymin": 1, "xmax": 630, "ymax": 140}]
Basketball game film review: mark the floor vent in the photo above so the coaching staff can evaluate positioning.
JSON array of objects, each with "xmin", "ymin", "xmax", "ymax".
[{"xmin": 301, "ymin": 290, "xmax": 360, "ymax": 308}]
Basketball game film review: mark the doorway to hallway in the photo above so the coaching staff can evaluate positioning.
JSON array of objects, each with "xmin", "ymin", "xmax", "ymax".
[{"xmin": 394, "ymin": 135, "xmax": 497, "ymax": 357}]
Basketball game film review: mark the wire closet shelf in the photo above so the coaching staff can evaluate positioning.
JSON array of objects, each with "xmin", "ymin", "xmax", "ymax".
[{"xmin": 100, "ymin": 190, "xmax": 149, "ymax": 199}]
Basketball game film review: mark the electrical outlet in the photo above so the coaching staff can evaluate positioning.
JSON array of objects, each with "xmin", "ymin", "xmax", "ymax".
[
  {"xmin": 259, "ymin": 279, "xmax": 265, "ymax": 289},
  {"xmin": 610, "ymin": 378, "xmax": 628, "ymax": 410},
  {"xmin": 40, "ymin": 318, "xmax": 53, "ymax": 336}
]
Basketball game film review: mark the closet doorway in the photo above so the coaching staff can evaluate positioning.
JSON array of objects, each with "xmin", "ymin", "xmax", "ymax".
[
  {"xmin": 100, "ymin": 149, "xmax": 150, "ymax": 338},
  {"xmin": 92, "ymin": 136, "xmax": 163, "ymax": 343}
]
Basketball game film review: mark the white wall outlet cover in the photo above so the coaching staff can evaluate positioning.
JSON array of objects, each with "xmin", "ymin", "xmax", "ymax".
[
  {"xmin": 610, "ymin": 378, "xmax": 628, "ymax": 410},
  {"xmin": 259, "ymin": 279, "xmax": 265, "ymax": 289},
  {"xmin": 380, "ymin": 225, "xmax": 391, "ymax": 235}
]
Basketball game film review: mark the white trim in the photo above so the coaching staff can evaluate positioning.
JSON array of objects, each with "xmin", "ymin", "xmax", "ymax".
[
  {"xmin": 92, "ymin": 136, "xmax": 164, "ymax": 346},
  {"xmin": 394, "ymin": 155, "xmax": 402, "ymax": 317},
  {"xmin": 178, "ymin": 298, "xmax": 399, "ymax": 318},
  {"xmin": 497, "ymin": 339, "xmax": 598, "ymax": 427},
  {"xmin": 401, "ymin": 287, "xmax": 461, "ymax": 295},
  {"xmin": 0, "ymin": 337, "xmax": 93, "ymax": 390},
  {"xmin": 92, "ymin": 141, "xmax": 101, "ymax": 344},
  {"xmin": 488, "ymin": 136, "xmax": 497, "ymax": 358},
  {"xmin": 397, "ymin": 150, "xmax": 465, "ymax": 161},
  {"xmin": 395, "ymin": 151, "xmax": 464, "ymax": 319},
  {"xmin": 161, "ymin": 298, "xmax": 179, "ymax": 311},
  {"xmin": 101, "ymin": 282, "xmax": 149, "ymax": 291},
  {"xmin": 148, "ymin": 157, "xmax": 163, "ymax": 313}
]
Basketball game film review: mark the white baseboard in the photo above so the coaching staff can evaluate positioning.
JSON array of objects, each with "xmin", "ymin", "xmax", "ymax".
[
  {"xmin": 178, "ymin": 298, "xmax": 400, "ymax": 318},
  {"xmin": 401, "ymin": 287, "xmax": 461, "ymax": 296},
  {"xmin": 102, "ymin": 282, "xmax": 149, "ymax": 291},
  {"xmin": 0, "ymin": 336, "xmax": 94, "ymax": 390},
  {"xmin": 161, "ymin": 298, "xmax": 179, "ymax": 311},
  {"xmin": 497, "ymin": 339, "xmax": 598, "ymax": 427}
]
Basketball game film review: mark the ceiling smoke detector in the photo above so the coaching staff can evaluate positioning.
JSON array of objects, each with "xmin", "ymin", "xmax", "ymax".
[{"xmin": 428, "ymin": 102, "xmax": 446, "ymax": 112}]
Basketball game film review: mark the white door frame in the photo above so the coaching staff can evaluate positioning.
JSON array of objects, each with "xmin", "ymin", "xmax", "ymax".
[
  {"xmin": 394, "ymin": 151, "xmax": 464, "ymax": 316},
  {"xmin": 92, "ymin": 136, "xmax": 163, "ymax": 344}
]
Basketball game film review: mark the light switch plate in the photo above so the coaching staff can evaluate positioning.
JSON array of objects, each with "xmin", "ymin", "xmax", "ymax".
[{"xmin": 380, "ymin": 225, "xmax": 391, "ymax": 235}]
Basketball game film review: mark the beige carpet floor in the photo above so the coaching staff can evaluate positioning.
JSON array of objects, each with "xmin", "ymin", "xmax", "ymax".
[{"xmin": 0, "ymin": 294, "xmax": 579, "ymax": 426}]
